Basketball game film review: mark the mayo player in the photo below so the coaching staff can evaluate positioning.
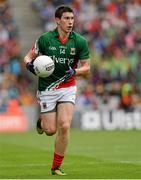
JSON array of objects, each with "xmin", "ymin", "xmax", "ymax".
[{"xmin": 24, "ymin": 5, "xmax": 90, "ymax": 176}]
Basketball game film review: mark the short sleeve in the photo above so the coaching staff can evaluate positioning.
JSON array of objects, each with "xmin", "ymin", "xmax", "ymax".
[
  {"xmin": 37, "ymin": 36, "xmax": 44, "ymax": 55},
  {"xmin": 31, "ymin": 39, "xmax": 39, "ymax": 55},
  {"xmin": 78, "ymin": 38, "xmax": 90, "ymax": 60}
]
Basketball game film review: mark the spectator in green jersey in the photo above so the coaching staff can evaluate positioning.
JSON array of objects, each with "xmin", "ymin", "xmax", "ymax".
[{"xmin": 24, "ymin": 5, "xmax": 90, "ymax": 176}]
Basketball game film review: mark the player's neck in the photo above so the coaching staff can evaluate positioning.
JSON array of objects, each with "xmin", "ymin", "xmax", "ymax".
[{"xmin": 58, "ymin": 28, "xmax": 69, "ymax": 39}]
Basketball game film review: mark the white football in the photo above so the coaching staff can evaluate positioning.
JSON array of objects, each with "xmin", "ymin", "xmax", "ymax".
[{"xmin": 33, "ymin": 55, "xmax": 54, "ymax": 77}]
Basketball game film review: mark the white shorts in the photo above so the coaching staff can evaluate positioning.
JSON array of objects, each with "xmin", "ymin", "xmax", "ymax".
[{"xmin": 36, "ymin": 86, "xmax": 77, "ymax": 113}]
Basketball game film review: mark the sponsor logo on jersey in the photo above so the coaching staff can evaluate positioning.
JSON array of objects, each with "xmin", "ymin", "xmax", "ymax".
[
  {"xmin": 70, "ymin": 48, "xmax": 76, "ymax": 55},
  {"xmin": 50, "ymin": 55, "xmax": 74, "ymax": 64}
]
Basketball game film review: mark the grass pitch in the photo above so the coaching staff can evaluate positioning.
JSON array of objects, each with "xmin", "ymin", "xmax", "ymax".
[{"xmin": 0, "ymin": 129, "xmax": 141, "ymax": 179}]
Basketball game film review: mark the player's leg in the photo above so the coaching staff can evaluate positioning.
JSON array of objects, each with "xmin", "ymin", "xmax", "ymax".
[
  {"xmin": 51, "ymin": 86, "xmax": 76, "ymax": 175},
  {"xmin": 55, "ymin": 102, "xmax": 74, "ymax": 155},
  {"xmin": 36, "ymin": 116, "xmax": 43, "ymax": 134},
  {"xmin": 36, "ymin": 90, "xmax": 58, "ymax": 135},
  {"xmin": 51, "ymin": 102, "xmax": 74, "ymax": 175},
  {"xmin": 40, "ymin": 112, "xmax": 57, "ymax": 136}
]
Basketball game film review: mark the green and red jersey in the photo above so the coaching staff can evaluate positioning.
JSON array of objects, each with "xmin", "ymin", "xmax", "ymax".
[{"xmin": 32, "ymin": 28, "xmax": 90, "ymax": 91}]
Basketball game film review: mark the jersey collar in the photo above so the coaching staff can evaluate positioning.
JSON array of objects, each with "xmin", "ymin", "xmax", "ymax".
[{"xmin": 52, "ymin": 28, "xmax": 74, "ymax": 39}]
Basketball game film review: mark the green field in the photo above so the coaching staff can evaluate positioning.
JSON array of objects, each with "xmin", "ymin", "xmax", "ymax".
[{"xmin": 0, "ymin": 129, "xmax": 141, "ymax": 179}]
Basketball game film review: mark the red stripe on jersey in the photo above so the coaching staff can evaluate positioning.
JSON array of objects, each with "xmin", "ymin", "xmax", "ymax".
[{"xmin": 56, "ymin": 76, "xmax": 76, "ymax": 89}]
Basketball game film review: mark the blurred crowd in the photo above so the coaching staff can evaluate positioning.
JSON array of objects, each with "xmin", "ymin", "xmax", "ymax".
[
  {"xmin": 1, "ymin": 0, "xmax": 141, "ymax": 113},
  {"xmin": 0, "ymin": 0, "xmax": 35, "ymax": 112},
  {"xmin": 31, "ymin": 0, "xmax": 141, "ymax": 112}
]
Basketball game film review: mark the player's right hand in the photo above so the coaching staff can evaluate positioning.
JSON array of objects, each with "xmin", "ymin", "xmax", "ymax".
[{"xmin": 26, "ymin": 61, "xmax": 36, "ymax": 75}]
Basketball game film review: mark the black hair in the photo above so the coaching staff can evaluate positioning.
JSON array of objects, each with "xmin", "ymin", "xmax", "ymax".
[{"xmin": 55, "ymin": 5, "xmax": 74, "ymax": 19}]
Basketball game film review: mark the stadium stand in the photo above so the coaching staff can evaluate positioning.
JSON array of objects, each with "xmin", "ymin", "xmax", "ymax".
[{"xmin": 0, "ymin": 0, "xmax": 36, "ymax": 113}]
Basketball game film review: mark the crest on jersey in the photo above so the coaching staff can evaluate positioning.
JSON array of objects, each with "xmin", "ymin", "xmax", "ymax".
[{"xmin": 70, "ymin": 48, "xmax": 76, "ymax": 55}]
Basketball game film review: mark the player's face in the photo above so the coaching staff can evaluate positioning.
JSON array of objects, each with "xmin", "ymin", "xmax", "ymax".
[{"xmin": 57, "ymin": 12, "xmax": 74, "ymax": 34}]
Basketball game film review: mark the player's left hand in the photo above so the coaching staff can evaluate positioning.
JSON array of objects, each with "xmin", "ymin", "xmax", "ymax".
[{"xmin": 64, "ymin": 68, "xmax": 76, "ymax": 82}]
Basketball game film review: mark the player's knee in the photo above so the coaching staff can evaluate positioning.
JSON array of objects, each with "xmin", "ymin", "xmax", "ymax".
[
  {"xmin": 59, "ymin": 122, "xmax": 70, "ymax": 133},
  {"xmin": 44, "ymin": 128, "xmax": 57, "ymax": 136}
]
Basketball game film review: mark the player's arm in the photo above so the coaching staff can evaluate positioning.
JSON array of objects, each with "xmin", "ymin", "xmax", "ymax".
[
  {"xmin": 64, "ymin": 36, "xmax": 90, "ymax": 81},
  {"xmin": 64, "ymin": 59, "xmax": 90, "ymax": 81},
  {"xmin": 75, "ymin": 37, "xmax": 90, "ymax": 76},
  {"xmin": 24, "ymin": 41, "xmax": 39, "ymax": 75},
  {"xmin": 75, "ymin": 59, "xmax": 90, "ymax": 76},
  {"xmin": 24, "ymin": 49, "xmax": 38, "ymax": 64},
  {"xmin": 24, "ymin": 49, "xmax": 38, "ymax": 75}
]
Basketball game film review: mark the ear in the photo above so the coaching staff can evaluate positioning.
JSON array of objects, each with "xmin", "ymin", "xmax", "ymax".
[{"xmin": 55, "ymin": 17, "xmax": 60, "ymax": 25}]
